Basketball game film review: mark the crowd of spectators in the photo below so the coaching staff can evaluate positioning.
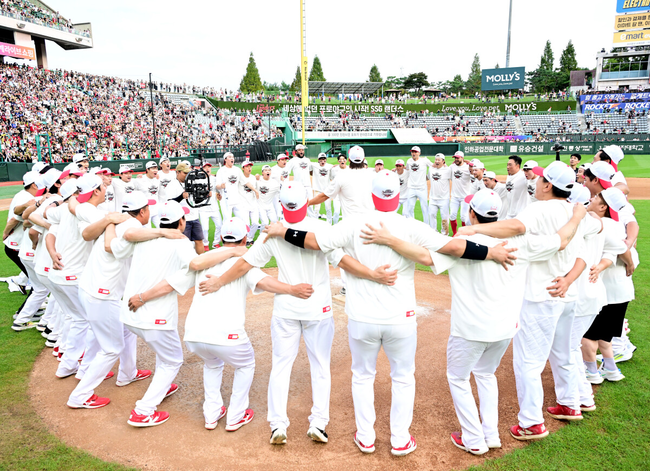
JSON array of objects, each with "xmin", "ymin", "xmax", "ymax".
[
  {"xmin": 0, "ymin": 64, "xmax": 273, "ymax": 163},
  {"xmin": 1, "ymin": 0, "xmax": 90, "ymax": 37}
]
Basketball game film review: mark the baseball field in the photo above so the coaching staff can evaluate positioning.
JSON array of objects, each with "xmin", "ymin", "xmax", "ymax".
[{"xmin": 1, "ymin": 156, "xmax": 648, "ymax": 470}]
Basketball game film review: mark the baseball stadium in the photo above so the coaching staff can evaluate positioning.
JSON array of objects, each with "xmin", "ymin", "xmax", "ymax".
[{"xmin": 1, "ymin": 1, "xmax": 649, "ymax": 470}]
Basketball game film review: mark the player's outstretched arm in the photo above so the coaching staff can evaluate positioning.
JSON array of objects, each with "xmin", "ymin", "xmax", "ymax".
[
  {"xmin": 122, "ymin": 227, "xmax": 187, "ymax": 242},
  {"xmin": 255, "ymin": 277, "xmax": 314, "ymax": 299},
  {"xmin": 308, "ymin": 193, "xmax": 329, "ymax": 206},
  {"xmin": 456, "ymin": 219, "xmax": 526, "ymax": 238},
  {"xmin": 129, "ymin": 280, "xmax": 174, "ymax": 312},
  {"xmin": 82, "ymin": 212, "xmax": 130, "ymax": 241},
  {"xmin": 338, "ymin": 255, "xmax": 398, "ymax": 286},
  {"xmin": 556, "ymin": 203, "xmax": 587, "ymax": 250},
  {"xmin": 198, "ymin": 258, "xmax": 254, "ymax": 296},
  {"xmin": 263, "ymin": 222, "xmax": 320, "ymax": 250},
  {"xmin": 189, "ymin": 246, "xmax": 248, "ymax": 271},
  {"xmin": 104, "ymin": 224, "xmax": 117, "ymax": 253}
]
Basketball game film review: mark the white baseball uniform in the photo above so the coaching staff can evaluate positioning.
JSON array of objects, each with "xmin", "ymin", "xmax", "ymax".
[
  {"xmin": 493, "ymin": 182, "xmax": 509, "ymax": 220},
  {"xmin": 327, "ymin": 165, "xmax": 345, "ymax": 224},
  {"xmin": 428, "ymin": 166, "xmax": 451, "ymax": 232},
  {"xmin": 404, "ymin": 157, "xmax": 433, "ymax": 224},
  {"xmin": 505, "ymin": 170, "xmax": 529, "ymax": 219},
  {"xmin": 257, "ymin": 177, "xmax": 281, "ymax": 226},
  {"xmin": 311, "ymin": 162, "xmax": 333, "ymax": 222},
  {"xmin": 271, "ymin": 164, "xmax": 290, "ymax": 219},
  {"xmin": 112, "ymin": 178, "xmax": 136, "ymax": 214},
  {"xmin": 287, "ymin": 156, "xmax": 316, "ymax": 218},
  {"xmin": 98, "ymin": 183, "xmax": 116, "ymax": 213},
  {"xmin": 157, "ymin": 170, "xmax": 177, "ymax": 203},
  {"xmin": 449, "ymin": 163, "xmax": 472, "ymax": 224},
  {"xmin": 136, "ymin": 175, "xmax": 160, "ymax": 226},
  {"xmin": 526, "ymin": 177, "xmax": 538, "ymax": 204},
  {"xmin": 395, "ymin": 170, "xmax": 409, "ymax": 214},
  {"xmin": 239, "ymin": 174, "xmax": 259, "ymax": 242},
  {"xmin": 216, "ymin": 166, "xmax": 248, "ymax": 221}
]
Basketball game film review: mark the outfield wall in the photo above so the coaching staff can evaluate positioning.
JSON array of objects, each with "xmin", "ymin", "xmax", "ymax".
[{"xmin": 461, "ymin": 141, "xmax": 650, "ymax": 156}]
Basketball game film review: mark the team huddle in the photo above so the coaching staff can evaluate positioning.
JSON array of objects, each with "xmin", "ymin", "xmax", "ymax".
[{"xmin": 2, "ymin": 143, "xmax": 638, "ymax": 457}]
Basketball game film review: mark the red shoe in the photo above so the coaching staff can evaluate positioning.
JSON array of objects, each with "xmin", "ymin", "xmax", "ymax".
[
  {"xmin": 127, "ymin": 410, "xmax": 170, "ymax": 427},
  {"xmin": 353, "ymin": 432, "xmax": 375, "ymax": 453},
  {"xmin": 76, "ymin": 371, "xmax": 114, "ymax": 381},
  {"xmin": 116, "ymin": 369, "xmax": 152, "ymax": 387},
  {"xmin": 392, "ymin": 435, "xmax": 417, "ymax": 456},
  {"xmin": 205, "ymin": 406, "xmax": 227, "ymax": 430},
  {"xmin": 204, "ymin": 245, "xmax": 209, "ymax": 252},
  {"xmin": 547, "ymin": 404, "xmax": 583, "ymax": 421},
  {"xmin": 52, "ymin": 346, "xmax": 59, "ymax": 357},
  {"xmin": 67, "ymin": 394, "xmax": 110, "ymax": 409},
  {"xmin": 450, "ymin": 432, "xmax": 488, "ymax": 455},
  {"xmin": 164, "ymin": 383, "xmax": 178, "ymax": 398},
  {"xmin": 225, "ymin": 409, "xmax": 254, "ymax": 431},
  {"xmin": 510, "ymin": 423, "xmax": 549, "ymax": 441}
]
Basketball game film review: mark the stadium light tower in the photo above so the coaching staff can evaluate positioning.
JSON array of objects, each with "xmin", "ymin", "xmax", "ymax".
[
  {"xmin": 505, "ymin": 0, "xmax": 513, "ymax": 68},
  {"xmin": 300, "ymin": 0, "xmax": 308, "ymax": 145}
]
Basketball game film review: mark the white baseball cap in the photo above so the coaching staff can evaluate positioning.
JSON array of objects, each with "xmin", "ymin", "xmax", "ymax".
[
  {"xmin": 395, "ymin": 159, "xmax": 405, "ymax": 166},
  {"xmin": 77, "ymin": 174, "xmax": 103, "ymax": 203},
  {"xmin": 23, "ymin": 171, "xmax": 38, "ymax": 187},
  {"xmin": 40, "ymin": 169, "xmax": 62, "ymax": 194},
  {"xmin": 483, "ymin": 170, "xmax": 497, "ymax": 180},
  {"xmin": 371, "ymin": 170, "xmax": 400, "ymax": 212},
  {"xmin": 241, "ymin": 159, "xmax": 253, "ymax": 168},
  {"xmin": 295, "ymin": 144, "xmax": 306, "ymax": 150},
  {"xmin": 119, "ymin": 165, "xmax": 133, "ymax": 174},
  {"xmin": 73, "ymin": 153, "xmax": 88, "ymax": 164},
  {"xmin": 63, "ymin": 162, "xmax": 84, "ymax": 178},
  {"xmin": 160, "ymin": 156, "xmax": 170, "ymax": 163},
  {"xmin": 522, "ymin": 160, "xmax": 538, "ymax": 171},
  {"xmin": 318, "ymin": 153, "xmax": 327, "ymax": 160},
  {"xmin": 348, "ymin": 145, "xmax": 365, "ymax": 163},
  {"xmin": 568, "ymin": 184, "xmax": 591, "ymax": 205},
  {"xmin": 601, "ymin": 145, "xmax": 624, "ymax": 170},
  {"xmin": 600, "ymin": 187, "xmax": 627, "ymax": 222},
  {"xmin": 59, "ymin": 179, "xmax": 79, "ymax": 201},
  {"xmin": 159, "ymin": 200, "xmax": 189, "ymax": 224},
  {"xmin": 589, "ymin": 161, "xmax": 616, "ymax": 189},
  {"xmin": 375, "ymin": 159, "xmax": 384, "ymax": 165},
  {"xmin": 202, "ymin": 162, "xmax": 213, "ymax": 169},
  {"xmin": 31, "ymin": 161, "xmax": 47, "ymax": 173},
  {"xmin": 276, "ymin": 153, "xmax": 288, "ymax": 161},
  {"xmin": 464, "ymin": 189, "xmax": 502, "ymax": 218},
  {"xmin": 434, "ymin": 153, "xmax": 445, "ymax": 160},
  {"xmin": 454, "ymin": 150, "xmax": 465, "ymax": 158},
  {"xmin": 280, "ymin": 182, "xmax": 308, "ymax": 223},
  {"xmin": 146, "ymin": 161, "xmax": 158, "ymax": 169},
  {"xmin": 223, "ymin": 152, "xmax": 234, "ymax": 160},
  {"xmin": 221, "ymin": 217, "xmax": 249, "ymax": 242},
  {"xmin": 33, "ymin": 175, "xmax": 46, "ymax": 196},
  {"xmin": 262, "ymin": 164, "xmax": 272, "ymax": 171},
  {"xmin": 532, "ymin": 161, "xmax": 576, "ymax": 192},
  {"xmin": 411, "ymin": 146, "xmax": 421, "ymax": 153},
  {"xmin": 122, "ymin": 192, "xmax": 156, "ymax": 212},
  {"xmin": 469, "ymin": 159, "xmax": 485, "ymax": 170},
  {"xmin": 93, "ymin": 166, "xmax": 114, "ymax": 176},
  {"xmin": 579, "ymin": 163, "xmax": 592, "ymax": 171}
]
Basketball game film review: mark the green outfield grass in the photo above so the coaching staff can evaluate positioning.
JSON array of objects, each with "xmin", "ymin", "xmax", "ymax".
[{"xmin": 0, "ymin": 198, "xmax": 648, "ymax": 470}]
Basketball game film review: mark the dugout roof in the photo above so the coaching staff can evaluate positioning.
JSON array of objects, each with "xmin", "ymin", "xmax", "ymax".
[{"xmin": 309, "ymin": 81, "xmax": 384, "ymax": 95}]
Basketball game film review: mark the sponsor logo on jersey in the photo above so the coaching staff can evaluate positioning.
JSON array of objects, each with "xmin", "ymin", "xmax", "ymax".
[
  {"xmin": 107, "ymin": 193, "xmax": 114, "ymax": 201},
  {"xmin": 300, "ymin": 162, "xmax": 308, "ymax": 169},
  {"xmin": 470, "ymin": 177, "xmax": 476, "ymax": 183},
  {"xmin": 228, "ymin": 175, "xmax": 238, "ymax": 184},
  {"xmin": 26, "ymin": 252, "xmax": 34, "ymax": 257},
  {"xmin": 160, "ymin": 180, "xmax": 171, "ymax": 188},
  {"xmin": 319, "ymin": 169, "xmax": 328, "ymax": 176},
  {"xmin": 506, "ymin": 182, "xmax": 514, "ymax": 192},
  {"xmin": 9, "ymin": 241, "xmax": 18, "ymax": 246},
  {"xmin": 399, "ymin": 177, "xmax": 405, "ymax": 186},
  {"xmin": 323, "ymin": 306, "xmax": 331, "ymax": 313},
  {"xmin": 125, "ymin": 187, "xmax": 134, "ymax": 193},
  {"xmin": 431, "ymin": 172, "xmax": 441, "ymax": 181},
  {"xmin": 98, "ymin": 288, "xmax": 110, "ymax": 295},
  {"xmin": 260, "ymin": 186, "xmax": 269, "ymax": 194},
  {"xmin": 44, "ymin": 267, "xmax": 50, "ymax": 272},
  {"xmin": 228, "ymin": 334, "xmax": 239, "ymax": 340},
  {"xmin": 65, "ymin": 275, "xmax": 77, "ymax": 281},
  {"xmin": 411, "ymin": 163, "xmax": 419, "ymax": 172},
  {"xmin": 244, "ymin": 186, "xmax": 252, "ymax": 193},
  {"xmin": 454, "ymin": 170, "xmax": 463, "ymax": 179},
  {"xmin": 527, "ymin": 183, "xmax": 534, "ymax": 196},
  {"xmin": 406, "ymin": 310, "xmax": 415, "ymax": 317},
  {"xmin": 282, "ymin": 171, "xmax": 289, "ymax": 178},
  {"xmin": 148, "ymin": 185, "xmax": 158, "ymax": 195},
  {"xmin": 155, "ymin": 319, "xmax": 167, "ymax": 325}
]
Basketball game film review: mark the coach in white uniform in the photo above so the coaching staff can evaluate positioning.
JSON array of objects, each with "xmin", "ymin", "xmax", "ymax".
[
  {"xmin": 428, "ymin": 154, "xmax": 451, "ymax": 234},
  {"xmin": 404, "ymin": 146, "xmax": 433, "ymax": 224}
]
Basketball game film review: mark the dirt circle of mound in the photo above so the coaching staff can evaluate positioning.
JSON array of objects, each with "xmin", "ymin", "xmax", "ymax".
[{"xmin": 30, "ymin": 268, "xmax": 566, "ymax": 471}]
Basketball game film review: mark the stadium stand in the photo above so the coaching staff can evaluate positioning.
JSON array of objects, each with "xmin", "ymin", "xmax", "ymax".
[
  {"xmin": 584, "ymin": 112, "xmax": 649, "ymax": 134},
  {"xmin": 1, "ymin": 0, "xmax": 90, "ymax": 36},
  {"xmin": 520, "ymin": 114, "xmax": 581, "ymax": 135}
]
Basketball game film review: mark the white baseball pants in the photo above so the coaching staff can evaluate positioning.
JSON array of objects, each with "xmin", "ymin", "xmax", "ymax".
[
  {"xmin": 127, "ymin": 326, "xmax": 184, "ymax": 416},
  {"xmin": 514, "ymin": 299, "xmax": 578, "ymax": 428},
  {"xmin": 273, "ymin": 198, "xmax": 283, "ymax": 221},
  {"xmin": 460, "ymin": 200, "xmax": 471, "ymax": 225},
  {"xmin": 446, "ymin": 335, "xmax": 511, "ymax": 451},
  {"xmin": 450, "ymin": 196, "xmax": 464, "ymax": 223},
  {"xmin": 398, "ymin": 197, "xmax": 408, "ymax": 215},
  {"xmin": 428, "ymin": 199, "xmax": 450, "ymax": 232},
  {"xmin": 306, "ymin": 187, "xmax": 317, "ymax": 219},
  {"xmin": 348, "ymin": 319, "xmax": 417, "ymax": 449},
  {"xmin": 331, "ymin": 197, "xmax": 341, "ymax": 224},
  {"xmin": 15, "ymin": 260, "xmax": 50, "ymax": 324},
  {"xmin": 186, "ymin": 340, "xmax": 255, "ymax": 427},
  {"xmin": 68, "ymin": 290, "xmax": 138, "ymax": 406},
  {"xmin": 258, "ymin": 207, "xmax": 278, "ymax": 227},
  {"xmin": 405, "ymin": 188, "xmax": 429, "ymax": 224},
  {"xmin": 571, "ymin": 314, "xmax": 597, "ymax": 407},
  {"xmin": 267, "ymin": 316, "xmax": 335, "ymax": 432},
  {"xmin": 199, "ymin": 210, "xmax": 223, "ymax": 246}
]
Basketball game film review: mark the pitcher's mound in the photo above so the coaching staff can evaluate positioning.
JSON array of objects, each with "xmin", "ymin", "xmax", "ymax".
[{"xmin": 29, "ymin": 268, "xmax": 564, "ymax": 470}]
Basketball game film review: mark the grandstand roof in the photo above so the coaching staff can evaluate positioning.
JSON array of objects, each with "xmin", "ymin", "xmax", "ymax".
[{"xmin": 308, "ymin": 81, "xmax": 384, "ymax": 95}]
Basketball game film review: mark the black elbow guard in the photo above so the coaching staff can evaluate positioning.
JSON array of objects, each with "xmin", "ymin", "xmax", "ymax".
[
  {"xmin": 461, "ymin": 242, "xmax": 489, "ymax": 260},
  {"xmin": 284, "ymin": 229, "xmax": 308, "ymax": 248}
]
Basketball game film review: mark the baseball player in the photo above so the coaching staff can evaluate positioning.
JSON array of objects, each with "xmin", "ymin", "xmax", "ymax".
[
  {"xmin": 505, "ymin": 156, "xmax": 529, "ymax": 219},
  {"xmin": 96, "ymin": 168, "xmax": 116, "ymax": 213},
  {"xmin": 448, "ymin": 151, "xmax": 472, "ymax": 235},
  {"xmin": 361, "ymin": 188, "xmax": 586, "ymax": 455},
  {"xmin": 374, "ymin": 159, "xmax": 384, "ymax": 172},
  {"xmin": 271, "ymin": 153, "xmax": 290, "ymax": 220},
  {"xmin": 257, "ymin": 165, "xmax": 281, "ymax": 228},
  {"xmin": 482, "ymin": 171, "xmax": 509, "ymax": 220},
  {"xmin": 523, "ymin": 161, "xmax": 539, "ymax": 204},
  {"xmin": 262, "ymin": 172, "xmax": 517, "ymax": 455},
  {"xmin": 183, "ymin": 217, "xmax": 314, "ymax": 431},
  {"xmin": 593, "ymin": 145, "xmax": 626, "ymax": 188},
  {"xmin": 112, "ymin": 166, "xmax": 136, "ymax": 215},
  {"xmin": 157, "ymin": 156, "xmax": 177, "ymax": 203},
  {"xmin": 286, "ymin": 144, "xmax": 316, "ymax": 218},
  {"xmin": 404, "ymin": 146, "xmax": 433, "ymax": 224},
  {"xmin": 239, "ymin": 160, "xmax": 261, "ymax": 245},
  {"xmin": 4, "ymin": 171, "xmax": 40, "ymax": 279},
  {"xmin": 116, "ymin": 200, "xmax": 198, "ymax": 427},
  {"xmin": 428, "ymin": 154, "xmax": 451, "ymax": 234},
  {"xmin": 327, "ymin": 155, "xmax": 346, "ymax": 224},
  {"xmin": 73, "ymin": 153, "xmax": 90, "ymax": 172},
  {"xmin": 310, "ymin": 153, "xmax": 333, "ymax": 222},
  {"xmin": 198, "ymin": 182, "xmax": 397, "ymax": 445},
  {"xmin": 215, "ymin": 153, "xmax": 259, "ymax": 223},
  {"xmin": 136, "ymin": 161, "xmax": 161, "ymax": 225},
  {"xmin": 393, "ymin": 159, "xmax": 409, "ymax": 214},
  {"xmin": 198, "ymin": 162, "xmax": 223, "ymax": 250}
]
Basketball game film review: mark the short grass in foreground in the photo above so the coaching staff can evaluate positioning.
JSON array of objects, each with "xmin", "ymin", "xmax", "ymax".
[{"xmin": 0, "ymin": 201, "xmax": 648, "ymax": 471}]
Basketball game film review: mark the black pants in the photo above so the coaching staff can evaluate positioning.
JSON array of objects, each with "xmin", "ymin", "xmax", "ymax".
[
  {"xmin": 583, "ymin": 302, "xmax": 629, "ymax": 343},
  {"xmin": 4, "ymin": 245, "xmax": 32, "ymax": 314}
]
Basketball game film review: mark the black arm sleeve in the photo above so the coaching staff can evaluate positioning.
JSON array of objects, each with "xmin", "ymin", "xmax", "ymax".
[
  {"xmin": 284, "ymin": 229, "xmax": 308, "ymax": 249},
  {"xmin": 461, "ymin": 241, "xmax": 489, "ymax": 260}
]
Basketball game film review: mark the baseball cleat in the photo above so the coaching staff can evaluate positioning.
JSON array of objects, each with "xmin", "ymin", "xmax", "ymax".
[
  {"xmin": 599, "ymin": 366, "xmax": 625, "ymax": 382},
  {"xmin": 547, "ymin": 404, "xmax": 583, "ymax": 421},
  {"xmin": 225, "ymin": 409, "xmax": 254, "ymax": 431},
  {"xmin": 36, "ymin": 321, "xmax": 48, "ymax": 332},
  {"xmin": 486, "ymin": 438, "xmax": 502, "ymax": 449},
  {"xmin": 586, "ymin": 370, "xmax": 604, "ymax": 384},
  {"xmin": 270, "ymin": 428, "xmax": 287, "ymax": 445},
  {"xmin": 580, "ymin": 404, "xmax": 597, "ymax": 412},
  {"xmin": 11, "ymin": 322, "xmax": 38, "ymax": 331},
  {"xmin": 164, "ymin": 383, "xmax": 179, "ymax": 398},
  {"xmin": 55, "ymin": 369, "xmax": 78, "ymax": 379},
  {"xmin": 307, "ymin": 426, "xmax": 328, "ymax": 443},
  {"xmin": 450, "ymin": 432, "xmax": 487, "ymax": 455},
  {"xmin": 353, "ymin": 432, "xmax": 375, "ymax": 453},
  {"xmin": 44, "ymin": 339, "xmax": 56, "ymax": 348},
  {"xmin": 67, "ymin": 394, "xmax": 111, "ymax": 409},
  {"xmin": 52, "ymin": 346, "xmax": 59, "ymax": 357},
  {"xmin": 115, "ymin": 369, "xmax": 152, "ymax": 387},
  {"xmin": 127, "ymin": 410, "xmax": 170, "ymax": 427},
  {"xmin": 205, "ymin": 406, "xmax": 227, "ymax": 430},
  {"xmin": 392, "ymin": 435, "xmax": 417, "ymax": 456},
  {"xmin": 510, "ymin": 423, "xmax": 549, "ymax": 441},
  {"xmin": 41, "ymin": 327, "xmax": 52, "ymax": 338}
]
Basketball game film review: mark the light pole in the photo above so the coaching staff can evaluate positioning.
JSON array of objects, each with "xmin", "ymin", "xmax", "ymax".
[{"xmin": 506, "ymin": 0, "xmax": 513, "ymax": 68}]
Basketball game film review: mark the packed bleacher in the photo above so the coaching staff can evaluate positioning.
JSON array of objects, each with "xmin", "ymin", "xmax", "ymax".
[
  {"xmin": 1, "ymin": 0, "xmax": 90, "ymax": 36},
  {"xmin": 520, "ymin": 114, "xmax": 581, "ymax": 135},
  {"xmin": 584, "ymin": 111, "xmax": 649, "ymax": 134},
  {"xmin": 0, "ymin": 64, "xmax": 273, "ymax": 163}
]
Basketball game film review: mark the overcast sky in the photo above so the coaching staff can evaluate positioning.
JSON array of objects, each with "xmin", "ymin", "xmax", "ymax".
[{"xmin": 34, "ymin": 0, "xmax": 616, "ymax": 89}]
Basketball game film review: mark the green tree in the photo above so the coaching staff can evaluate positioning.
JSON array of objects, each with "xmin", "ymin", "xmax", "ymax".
[
  {"xmin": 540, "ymin": 40, "xmax": 554, "ymax": 71},
  {"xmin": 308, "ymin": 55, "xmax": 326, "ymax": 82},
  {"xmin": 447, "ymin": 74, "xmax": 465, "ymax": 94},
  {"xmin": 384, "ymin": 75, "xmax": 406, "ymax": 89},
  {"xmin": 465, "ymin": 53, "xmax": 482, "ymax": 94},
  {"xmin": 559, "ymin": 40, "xmax": 578, "ymax": 73},
  {"xmin": 290, "ymin": 66, "xmax": 301, "ymax": 91},
  {"xmin": 403, "ymin": 72, "xmax": 429, "ymax": 92},
  {"xmin": 239, "ymin": 52, "xmax": 264, "ymax": 93},
  {"xmin": 368, "ymin": 64, "xmax": 382, "ymax": 82}
]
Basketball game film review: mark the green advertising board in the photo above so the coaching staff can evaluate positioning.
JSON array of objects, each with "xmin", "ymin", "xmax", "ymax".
[{"xmin": 461, "ymin": 141, "xmax": 650, "ymax": 156}]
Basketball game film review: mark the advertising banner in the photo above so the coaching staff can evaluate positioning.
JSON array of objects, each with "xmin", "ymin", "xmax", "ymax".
[
  {"xmin": 0, "ymin": 42, "xmax": 35, "ymax": 60},
  {"xmin": 462, "ymin": 141, "xmax": 650, "ymax": 156},
  {"xmin": 580, "ymin": 93, "xmax": 650, "ymax": 112},
  {"xmin": 612, "ymin": 29, "xmax": 650, "ymax": 46},
  {"xmin": 616, "ymin": 0, "xmax": 650, "ymax": 14},
  {"xmin": 303, "ymin": 131, "xmax": 388, "ymax": 140},
  {"xmin": 614, "ymin": 12, "xmax": 650, "ymax": 30},
  {"xmin": 481, "ymin": 67, "xmax": 525, "ymax": 91}
]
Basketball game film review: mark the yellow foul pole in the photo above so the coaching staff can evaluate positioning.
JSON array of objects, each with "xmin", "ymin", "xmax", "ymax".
[{"xmin": 300, "ymin": 0, "xmax": 308, "ymax": 145}]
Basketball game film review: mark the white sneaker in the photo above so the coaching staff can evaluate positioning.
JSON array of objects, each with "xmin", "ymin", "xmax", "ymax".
[
  {"xmin": 599, "ymin": 366, "xmax": 625, "ymax": 382},
  {"xmin": 307, "ymin": 426, "xmax": 328, "ymax": 443},
  {"xmin": 586, "ymin": 370, "xmax": 604, "ymax": 385},
  {"xmin": 270, "ymin": 428, "xmax": 287, "ymax": 445},
  {"xmin": 486, "ymin": 439, "xmax": 502, "ymax": 449}
]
